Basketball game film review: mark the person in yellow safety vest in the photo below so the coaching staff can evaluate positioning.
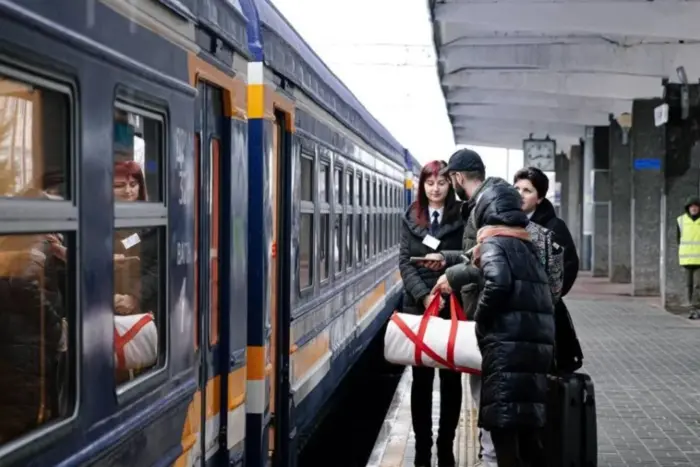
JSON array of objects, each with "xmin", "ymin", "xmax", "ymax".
[{"xmin": 677, "ymin": 196, "xmax": 700, "ymax": 319}]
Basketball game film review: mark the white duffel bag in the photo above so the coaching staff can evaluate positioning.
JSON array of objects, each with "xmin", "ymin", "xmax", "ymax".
[
  {"xmin": 114, "ymin": 313, "xmax": 158, "ymax": 370},
  {"xmin": 384, "ymin": 294, "xmax": 481, "ymax": 374}
]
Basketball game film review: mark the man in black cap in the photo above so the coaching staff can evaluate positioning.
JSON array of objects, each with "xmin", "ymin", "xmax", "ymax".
[{"xmin": 423, "ymin": 148, "xmax": 513, "ymax": 467}]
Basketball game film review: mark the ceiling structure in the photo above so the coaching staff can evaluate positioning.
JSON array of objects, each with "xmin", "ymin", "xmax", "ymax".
[{"xmin": 428, "ymin": 0, "xmax": 700, "ymax": 150}]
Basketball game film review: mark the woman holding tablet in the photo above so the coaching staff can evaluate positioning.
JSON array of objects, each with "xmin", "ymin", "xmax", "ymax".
[{"xmin": 398, "ymin": 160, "xmax": 464, "ymax": 467}]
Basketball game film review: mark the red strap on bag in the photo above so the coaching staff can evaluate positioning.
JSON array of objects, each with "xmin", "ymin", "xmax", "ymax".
[
  {"xmin": 402, "ymin": 293, "xmax": 479, "ymax": 374},
  {"xmin": 391, "ymin": 311, "xmax": 481, "ymax": 375},
  {"xmin": 114, "ymin": 314, "xmax": 154, "ymax": 369}
]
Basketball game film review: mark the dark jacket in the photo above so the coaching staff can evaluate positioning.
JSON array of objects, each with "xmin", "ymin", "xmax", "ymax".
[
  {"xmin": 399, "ymin": 203, "xmax": 464, "ymax": 315},
  {"xmin": 471, "ymin": 183, "xmax": 555, "ymax": 430},
  {"xmin": 530, "ymin": 198, "xmax": 583, "ymax": 373}
]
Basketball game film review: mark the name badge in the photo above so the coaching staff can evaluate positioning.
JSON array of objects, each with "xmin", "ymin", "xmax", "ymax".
[
  {"xmin": 422, "ymin": 234, "xmax": 440, "ymax": 250},
  {"xmin": 121, "ymin": 233, "xmax": 141, "ymax": 250}
]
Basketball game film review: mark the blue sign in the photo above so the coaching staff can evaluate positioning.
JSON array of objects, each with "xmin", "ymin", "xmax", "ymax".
[{"xmin": 634, "ymin": 158, "xmax": 661, "ymax": 171}]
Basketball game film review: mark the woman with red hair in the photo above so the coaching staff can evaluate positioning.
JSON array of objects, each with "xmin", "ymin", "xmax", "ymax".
[
  {"xmin": 113, "ymin": 160, "xmax": 147, "ymax": 202},
  {"xmin": 398, "ymin": 160, "xmax": 464, "ymax": 467}
]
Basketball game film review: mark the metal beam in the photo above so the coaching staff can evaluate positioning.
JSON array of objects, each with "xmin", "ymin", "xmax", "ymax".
[
  {"xmin": 434, "ymin": 2, "xmax": 700, "ymax": 41},
  {"xmin": 445, "ymin": 88, "xmax": 632, "ymax": 114},
  {"xmin": 454, "ymin": 128, "xmax": 580, "ymax": 151},
  {"xmin": 453, "ymin": 116, "xmax": 585, "ymax": 137},
  {"xmin": 442, "ymin": 70, "xmax": 662, "ymax": 100},
  {"xmin": 441, "ymin": 42, "xmax": 700, "ymax": 78},
  {"xmin": 450, "ymin": 104, "xmax": 609, "ymax": 126}
]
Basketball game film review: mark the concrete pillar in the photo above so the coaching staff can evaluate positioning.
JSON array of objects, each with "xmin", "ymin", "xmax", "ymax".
[
  {"xmin": 581, "ymin": 129, "xmax": 594, "ymax": 271},
  {"xmin": 661, "ymin": 83, "xmax": 700, "ymax": 309},
  {"xmin": 555, "ymin": 152, "xmax": 569, "ymax": 220},
  {"xmin": 608, "ymin": 120, "xmax": 632, "ymax": 283},
  {"xmin": 566, "ymin": 145, "xmax": 583, "ymax": 256},
  {"xmin": 630, "ymin": 98, "xmax": 664, "ymax": 296},
  {"xmin": 591, "ymin": 126, "xmax": 610, "ymax": 277}
]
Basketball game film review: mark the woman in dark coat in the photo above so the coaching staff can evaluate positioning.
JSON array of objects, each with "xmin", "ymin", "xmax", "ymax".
[
  {"xmin": 398, "ymin": 160, "xmax": 464, "ymax": 467},
  {"xmin": 470, "ymin": 182, "xmax": 555, "ymax": 467},
  {"xmin": 514, "ymin": 167, "xmax": 583, "ymax": 373}
]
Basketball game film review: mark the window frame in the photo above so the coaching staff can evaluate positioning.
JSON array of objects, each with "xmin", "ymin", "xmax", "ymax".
[
  {"xmin": 112, "ymin": 97, "xmax": 169, "ymax": 402},
  {"xmin": 299, "ymin": 149, "xmax": 315, "ymax": 295},
  {"xmin": 318, "ymin": 158, "xmax": 331, "ymax": 286},
  {"xmin": 0, "ymin": 62, "xmax": 80, "ymax": 460}
]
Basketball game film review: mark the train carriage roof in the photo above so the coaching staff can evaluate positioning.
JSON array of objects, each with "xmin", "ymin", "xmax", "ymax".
[{"xmin": 254, "ymin": 0, "xmax": 407, "ymax": 166}]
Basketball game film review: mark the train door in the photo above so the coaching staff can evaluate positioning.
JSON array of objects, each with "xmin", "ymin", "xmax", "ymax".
[
  {"xmin": 194, "ymin": 80, "xmax": 225, "ymax": 465},
  {"xmin": 271, "ymin": 110, "xmax": 294, "ymax": 466}
]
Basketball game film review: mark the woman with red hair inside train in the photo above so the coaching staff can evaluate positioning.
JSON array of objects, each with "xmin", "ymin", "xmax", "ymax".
[{"xmin": 398, "ymin": 160, "xmax": 465, "ymax": 467}]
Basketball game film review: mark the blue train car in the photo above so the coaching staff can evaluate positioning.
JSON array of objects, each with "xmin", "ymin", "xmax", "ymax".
[{"xmin": 0, "ymin": 1, "xmax": 411, "ymax": 466}]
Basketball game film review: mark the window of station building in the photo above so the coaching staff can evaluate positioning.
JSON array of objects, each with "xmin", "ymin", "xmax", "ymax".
[
  {"xmin": 112, "ymin": 101, "xmax": 167, "ymax": 388},
  {"xmin": 299, "ymin": 151, "xmax": 315, "ymax": 291},
  {"xmin": 0, "ymin": 68, "xmax": 77, "ymax": 447}
]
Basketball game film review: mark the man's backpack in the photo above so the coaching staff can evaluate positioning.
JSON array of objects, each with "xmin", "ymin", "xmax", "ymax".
[{"xmin": 526, "ymin": 221, "xmax": 564, "ymax": 303}]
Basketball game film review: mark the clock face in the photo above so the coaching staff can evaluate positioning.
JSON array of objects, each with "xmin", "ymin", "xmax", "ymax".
[{"xmin": 523, "ymin": 140, "xmax": 555, "ymax": 171}]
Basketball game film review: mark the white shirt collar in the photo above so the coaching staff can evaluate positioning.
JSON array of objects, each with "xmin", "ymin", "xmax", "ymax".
[{"xmin": 429, "ymin": 206, "xmax": 443, "ymax": 223}]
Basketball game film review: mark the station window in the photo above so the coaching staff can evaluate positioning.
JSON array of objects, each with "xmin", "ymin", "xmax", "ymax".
[
  {"xmin": 0, "ymin": 69, "xmax": 76, "ymax": 446},
  {"xmin": 299, "ymin": 151, "xmax": 314, "ymax": 290},
  {"xmin": 112, "ymin": 102, "xmax": 166, "ymax": 388}
]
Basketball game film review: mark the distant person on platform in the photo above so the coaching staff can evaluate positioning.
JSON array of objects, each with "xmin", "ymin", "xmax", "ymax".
[{"xmin": 677, "ymin": 197, "xmax": 700, "ymax": 319}]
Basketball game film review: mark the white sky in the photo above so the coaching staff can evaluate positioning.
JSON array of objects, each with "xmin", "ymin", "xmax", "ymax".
[{"xmin": 269, "ymin": 0, "xmax": 524, "ymax": 182}]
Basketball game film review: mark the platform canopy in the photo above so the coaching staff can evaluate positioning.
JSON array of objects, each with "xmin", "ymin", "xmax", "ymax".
[{"xmin": 429, "ymin": 0, "xmax": 700, "ymax": 149}]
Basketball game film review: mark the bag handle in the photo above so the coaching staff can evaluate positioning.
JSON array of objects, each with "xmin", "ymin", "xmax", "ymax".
[
  {"xmin": 413, "ymin": 294, "xmax": 442, "ymax": 365},
  {"xmin": 414, "ymin": 293, "xmax": 467, "ymax": 366}
]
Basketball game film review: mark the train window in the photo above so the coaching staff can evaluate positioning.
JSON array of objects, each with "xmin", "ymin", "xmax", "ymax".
[
  {"xmin": 346, "ymin": 213, "xmax": 353, "ymax": 270},
  {"xmin": 372, "ymin": 215, "xmax": 377, "ymax": 256},
  {"xmin": 319, "ymin": 163, "xmax": 329, "ymax": 203},
  {"xmin": 0, "ymin": 69, "xmax": 77, "ymax": 447},
  {"xmin": 0, "ymin": 76, "xmax": 71, "ymax": 200},
  {"xmin": 320, "ymin": 213, "xmax": 329, "ymax": 282},
  {"xmin": 355, "ymin": 173, "xmax": 361, "ymax": 206},
  {"xmin": 364, "ymin": 214, "xmax": 370, "ymax": 260},
  {"xmin": 301, "ymin": 154, "xmax": 313, "ymax": 202},
  {"xmin": 112, "ymin": 102, "xmax": 167, "ymax": 388},
  {"xmin": 355, "ymin": 215, "xmax": 362, "ymax": 266},
  {"xmin": 334, "ymin": 166, "xmax": 342, "ymax": 204},
  {"xmin": 299, "ymin": 214, "xmax": 313, "ymax": 289},
  {"xmin": 334, "ymin": 216, "xmax": 342, "ymax": 274},
  {"xmin": 365, "ymin": 178, "xmax": 370, "ymax": 206},
  {"xmin": 345, "ymin": 171, "xmax": 353, "ymax": 204}
]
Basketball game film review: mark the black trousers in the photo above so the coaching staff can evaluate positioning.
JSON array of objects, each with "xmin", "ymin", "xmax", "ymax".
[
  {"xmin": 491, "ymin": 428, "xmax": 547, "ymax": 467},
  {"xmin": 410, "ymin": 365, "xmax": 462, "ymax": 463}
]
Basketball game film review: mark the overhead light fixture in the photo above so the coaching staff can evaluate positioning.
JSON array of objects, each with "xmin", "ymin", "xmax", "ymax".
[{"xmin": 616, "ymin": 112, "xmax": 632, "ymax": 146}]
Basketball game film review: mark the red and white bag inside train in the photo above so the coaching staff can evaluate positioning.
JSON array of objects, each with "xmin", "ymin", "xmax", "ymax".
[
  {"xmin": 114, "ymin": 313, "xmax": 158, "ymax": 370},
  {"xmin": 384, "ymin": 294, "xmax": 481, "ymax": 374}
]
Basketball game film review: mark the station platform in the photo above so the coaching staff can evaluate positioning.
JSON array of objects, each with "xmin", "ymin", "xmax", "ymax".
[{"xmin": 367, "ymin": 273, "xmax": 700, "ymax": 467}]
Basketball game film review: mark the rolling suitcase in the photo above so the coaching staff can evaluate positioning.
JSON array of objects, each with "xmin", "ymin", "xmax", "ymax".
[{"xmin": 545, "ymin": 372, "xmax": 597, "ymax": 467}]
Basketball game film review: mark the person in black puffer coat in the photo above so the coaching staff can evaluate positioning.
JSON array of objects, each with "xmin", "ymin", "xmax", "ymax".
[
  {"xmin": 398, "ymin": 160, "xmax": 464, "ymax": 467},
  {"xmin": 470, "ymin": 182, "xmax": 555, "ymax": 467},
  {"xmin": 514, "ymin": 167, "xmax": 583, "ymax": 373}
]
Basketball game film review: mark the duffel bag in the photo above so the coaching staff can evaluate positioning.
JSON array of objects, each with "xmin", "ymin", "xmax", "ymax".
[
  {"xmin": 114, "ymin": 313, "xmax": 158, "ymax": 370},
  {"xmin": 384, "ymin": 294, "xmax": 481, "ymax": 374}
]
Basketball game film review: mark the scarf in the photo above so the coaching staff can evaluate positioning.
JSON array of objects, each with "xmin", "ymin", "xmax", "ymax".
[{"xmin": 472, "ymin": 225, "xmax": 531, "ymax": 268}]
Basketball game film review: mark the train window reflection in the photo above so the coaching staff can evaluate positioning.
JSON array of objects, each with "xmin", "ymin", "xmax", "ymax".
[
  {"xmin": 300, "ymin": 154, "xmax": 313, "ymax": 202},
  {"xmin": 113, "ymin": 106, "xmax": 163, "ymax": 202},
  {"xmin": 299, "ymin": 213, "xmax": 313, "ymax": 289},
  {"xmin": 319, "ymin": 164, "xmax": 329, "ymax": 203},
  {"xmin": 320, "ymin": 214, "xmax": 329, "ymax": 282},
  {"xmin": 0, "ymin": 232, "xmax": 74, "ymax": 444},
  {"xmin": 113, "ymin": 227, "xmax": 163, "ymax": 385},
  {"xmin": 0, "ymin": 76, "xmax": 70, "ymax": 200}
]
